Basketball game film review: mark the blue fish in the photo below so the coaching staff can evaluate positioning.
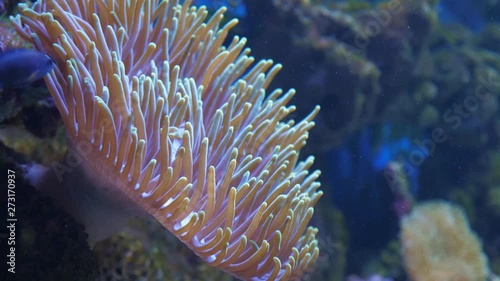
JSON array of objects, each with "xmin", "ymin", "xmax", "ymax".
[{"xmin": 0, "ymin": 49, "xmax": 55, "ymax": 89}]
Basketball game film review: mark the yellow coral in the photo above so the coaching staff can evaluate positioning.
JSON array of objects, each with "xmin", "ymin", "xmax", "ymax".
[{"xmin": 400, "ymin": 201, "xmax": 488, "ymax": 281}]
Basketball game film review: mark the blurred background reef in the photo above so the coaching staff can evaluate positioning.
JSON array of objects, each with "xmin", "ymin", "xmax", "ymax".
[{"xmin": 1, "ymin": 0, "xmax": 500, "ymax": 280}]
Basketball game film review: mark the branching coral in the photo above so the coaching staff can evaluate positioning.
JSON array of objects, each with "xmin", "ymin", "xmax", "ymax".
[{"xmin": 12, "ymin": 0, "xmax": 322, "ymax": 279}]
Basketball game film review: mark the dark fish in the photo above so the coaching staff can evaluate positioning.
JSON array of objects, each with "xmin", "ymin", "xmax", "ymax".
[{"xmin": 0, "ymin": 48, "xmax": 55, "ymax": 89}]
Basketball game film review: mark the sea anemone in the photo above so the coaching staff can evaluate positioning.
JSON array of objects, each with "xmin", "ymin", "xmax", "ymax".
[{"xmin": 13, "ymin": 0, "xmax": 322, "ymax": 279}]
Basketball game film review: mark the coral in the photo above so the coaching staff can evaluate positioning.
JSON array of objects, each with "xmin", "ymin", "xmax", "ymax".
[
  {"xmin": 94, "ymin": 219, "xmax": 236, "ymax": 281},
  {"xmin": 0, "ymin": 74, "xmax": 65, "ymax": 167},
  {"xmin": 0, "ymin": 126, "xmax": 66, "ymax": 165},
  {"xmin": 0, "ymin": 16, "xmax": 30, "ymax": 50},
  {"xmin": 400, "ymin": 200, "xmax": 489, "ymax": 281}
]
